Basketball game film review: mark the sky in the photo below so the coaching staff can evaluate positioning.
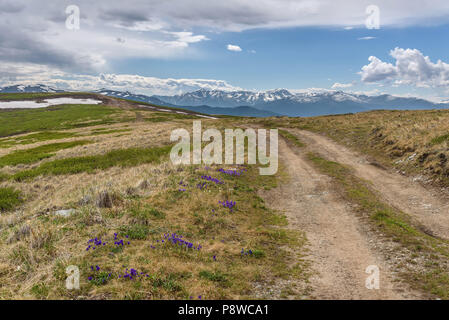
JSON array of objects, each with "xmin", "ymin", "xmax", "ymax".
[{"xmin": 1, "ymin": 0, "xmax": 449, "ymax": 101}]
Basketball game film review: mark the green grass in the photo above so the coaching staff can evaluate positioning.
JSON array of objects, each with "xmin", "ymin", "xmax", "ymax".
[
  {"xmin": 0, "ymin": 140, "xmax": 91, "ymax": 167},
  {"xmin": 307, "ymin": 152, "xmax": 449, "ymax": 298},
  {"xmin": 12, "ymin": 145, "xmax": 172, "ymax": 181},
  {"xmin": 279, "ymin": 129, "xmax": 305, "ymax": 147},
  {"xmin": 128, "ymin": 204, "xmax": 166, "ymax": 224},
  {"xmin": 0, "ymin": 104, "xmax": 129, "ymax": 138},
  {"xmin": 89, "ymin": 129, "xmax": 132, "ymax": 136},
  {"xmin": 0, "ymin": 187, "xmax": 23, "ymax": 212},
  {"xmin": 199, "ymin": 270, "xmax": 229, "ymax": 286},
  {"xmin": 120, "ymin": 225, "xmax": 151, "ymax": 240},
  {"xmin": 0, "ymin": 131, "xmax": 80, "ymax": 148},
  {"xmin": 143, "ymin": 112, "xmax": 199, "ymax": 123},
  {"xmin": 30, "ymin": 283, "xmax": 49, "ymax": 299},
  {"xmin": 0, "ymin": 171, "xmax": 8, "ymax": 182},
  {"xmin": 430, "ymin": 134, "xmax": 449, "ymax": 145}
]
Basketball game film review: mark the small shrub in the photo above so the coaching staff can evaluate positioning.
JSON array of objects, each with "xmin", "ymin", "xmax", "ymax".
[
  {"xmin": 30, "ymin": 283, "xmax": 49, "ymax": 299},
  {"xmin": 120, "ymin": 225, "xmax": 150, "ymax": 240},
  {"xmin": 0, "ymin": 187, "xmax": 23, "ymax": 212},
  {"xmin": 199, "ymin": 270, "xmax": 229, "ymax": 286}
]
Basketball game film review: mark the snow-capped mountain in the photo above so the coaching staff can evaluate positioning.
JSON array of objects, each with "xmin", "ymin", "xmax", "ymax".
[
  {"xmin": 93, "ymin": 88, "xmax": 175, "ymax": 107},
  {"xmin": 94, "ymin": 89, "xmax": 277, "ymax": 116},
  {"xmin": 155, "ymin": 89, "xmax": 449, "ymax": 116},
  {"xmin": 2, "ymin": 84, "xmax": 448, "ymax": 117},
  {"xmin": 0, "ymin": 84, "xmax": 64, "ymax": 93},
  {"xmin": 155, "ymin": 88, "xmax": 295, "ymax": 107}
]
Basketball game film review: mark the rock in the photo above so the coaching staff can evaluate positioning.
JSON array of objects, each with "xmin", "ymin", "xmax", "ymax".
[{"xmin": 54, "ymin": 209, "xmax": 76, "ymax": 217}]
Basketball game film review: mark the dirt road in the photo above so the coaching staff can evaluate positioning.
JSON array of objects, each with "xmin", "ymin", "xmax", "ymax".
[
  {"xmin": 264, "ymin": 138, "xmax": 422, "ymax": 299},
  {"xmin": 266, "ymin": 130, "xmax": 438, "ymax": 299},
  {"xmin": 292, "ymin": 129, "xmax": 449, "ymax": 240}
]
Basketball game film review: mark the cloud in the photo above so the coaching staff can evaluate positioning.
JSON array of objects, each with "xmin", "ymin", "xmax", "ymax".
[
  {"xmin": 0, "ymin": 65, "xmax": 242, "ymax": 96},
  {"xmin": 360, "ymin": 48, "xmax": 449, "ymax": 88},
  {"xmin": 357, "ymin": 36, "xmax": 376, "ymax": 40},
  {"xmin": 227, "ymin": 44, "xmax": 242, "ymax": 52},
  {"xmin": 331, "ymin": 82, "xmax": 354, "ymax": 89},
  {"xmin": 3, "ymin": 1, "xmax": 449, "ymax": 86}
]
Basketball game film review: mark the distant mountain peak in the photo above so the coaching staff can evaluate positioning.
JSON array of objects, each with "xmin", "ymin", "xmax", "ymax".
[{"xmin": 0, "ymin": 84, "xmax": 63, "ymax": 93}]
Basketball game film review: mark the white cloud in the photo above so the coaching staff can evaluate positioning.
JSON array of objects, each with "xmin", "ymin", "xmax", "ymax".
[
  {"xmin": 358, "ymin": 36, "xmax": 376, "ymax": 40},
  {"xmin": 227, "ymin": 44, "xmax": 242, "ymax": 52},
  {"xmin": 331, "ymin": 82, "xmax": 354, "ymax": 89},
  {"xmin": 2, "ymin": 1, "xmax": 449, "ymax": 76},
  {"xmin": 0, "ymin": 65, "xmax": 242, "ymax": 96},
  {"xmin": 360, "ymin": 48, "xmax": 449, "ymax": 88}
]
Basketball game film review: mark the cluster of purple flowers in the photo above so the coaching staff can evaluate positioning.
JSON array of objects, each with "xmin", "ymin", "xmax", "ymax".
[
  {"xmin": 87, "ymin": 264, "xmax": 150, "ymax": 283},
  {"xmin": 86, "ymin": 237, "xmax": 107, "ymax": 251},
  {"xmin": 85, "ymin": 233, "xmax": 131, "ymax": 251},
  {"xmin": 219, "ymin": 200, "xmax": 236, "ymax": 212},
  {"xmin": 87, "ymin": 265, "xmax": 112, "ymax": 284},
  {"xmin": 179, "ymin": 181, "xmax": 188, "ymax": 192},
  {"xmin": 197, "ymin": 182, "xmax": 207, "ymax": 190},
  {"xmin": 190, "ymin": 295, "xmax": 203, "ymax": 300},
  {"xmin": 151, "ymin": 233, "xmax": 203, "ymax": 251},
  {"xmin": 241, "ymin": 248, "xmax": 253, "ymax": 256},
  {"xmin": 118, "ymin": 267, "xmax": 150, "ymax": 280},
  {"xmin": 218, "ymin": 168, "xmax": 245, "ymax": 176},
  {"xmin": 114, "ymin": 233, "xmax": 131, "ymax": 246},
  {"xmin": 201, "ymin": 175, "xmax": 224, "ymax": 185}
]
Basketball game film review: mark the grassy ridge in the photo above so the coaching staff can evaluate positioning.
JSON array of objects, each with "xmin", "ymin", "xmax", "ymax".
[
  {"xmin": 0, "ymin": 131, "xmax": 79, "ymax": 148},
  {"xmin": 0, "ymin": 140, "xmax": 92, "ymax": 167},
  {"xmin": 13, "ymin": 145, "xmax": 173, "ymax": 181},
  {"xmin": 0, "ymin": 104, "xmax": 129, "ymax": 137}
]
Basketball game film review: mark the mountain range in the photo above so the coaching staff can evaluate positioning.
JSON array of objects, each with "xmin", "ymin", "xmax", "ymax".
[
  {"xmin": 1, "ymin": 84, "xmax": 448, "ymax": 117},
  {"xmin": 155, "ymin": 88, "xmax": 449, "ymax": 116}
]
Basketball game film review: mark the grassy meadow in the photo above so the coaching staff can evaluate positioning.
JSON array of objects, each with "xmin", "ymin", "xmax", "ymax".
[{"xmin": 0, "ymin": 96, "xmax": 308, "ymax": 299}]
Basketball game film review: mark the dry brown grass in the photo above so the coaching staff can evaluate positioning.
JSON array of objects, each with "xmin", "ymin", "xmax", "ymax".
[{"xmin": 0, "ymin": 112, "xmax": 307, "ymax": 300}]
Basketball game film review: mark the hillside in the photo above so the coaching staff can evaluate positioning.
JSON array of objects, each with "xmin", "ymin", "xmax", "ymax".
[
  {"xmin": 1, "ymin": 93, "xmax": 449, "ymax": 300},
  {"xmin": 0, "ymin": 93, "xmax": 305, "ymax": 299}
]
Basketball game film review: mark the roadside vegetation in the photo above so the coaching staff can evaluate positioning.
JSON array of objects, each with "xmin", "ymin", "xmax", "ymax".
[{"xmin": 307, "ymin": 152, "xmax": 449, "ymax": 298}]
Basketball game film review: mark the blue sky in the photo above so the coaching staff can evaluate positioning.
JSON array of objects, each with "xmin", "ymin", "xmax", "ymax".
[
  {"xmin": 110, "ymin": 24, "xmax": 449, "ymax": 99},
  {"xmin": 2, "ymin": 0, "xmax": 449, "ymax": 101}
]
